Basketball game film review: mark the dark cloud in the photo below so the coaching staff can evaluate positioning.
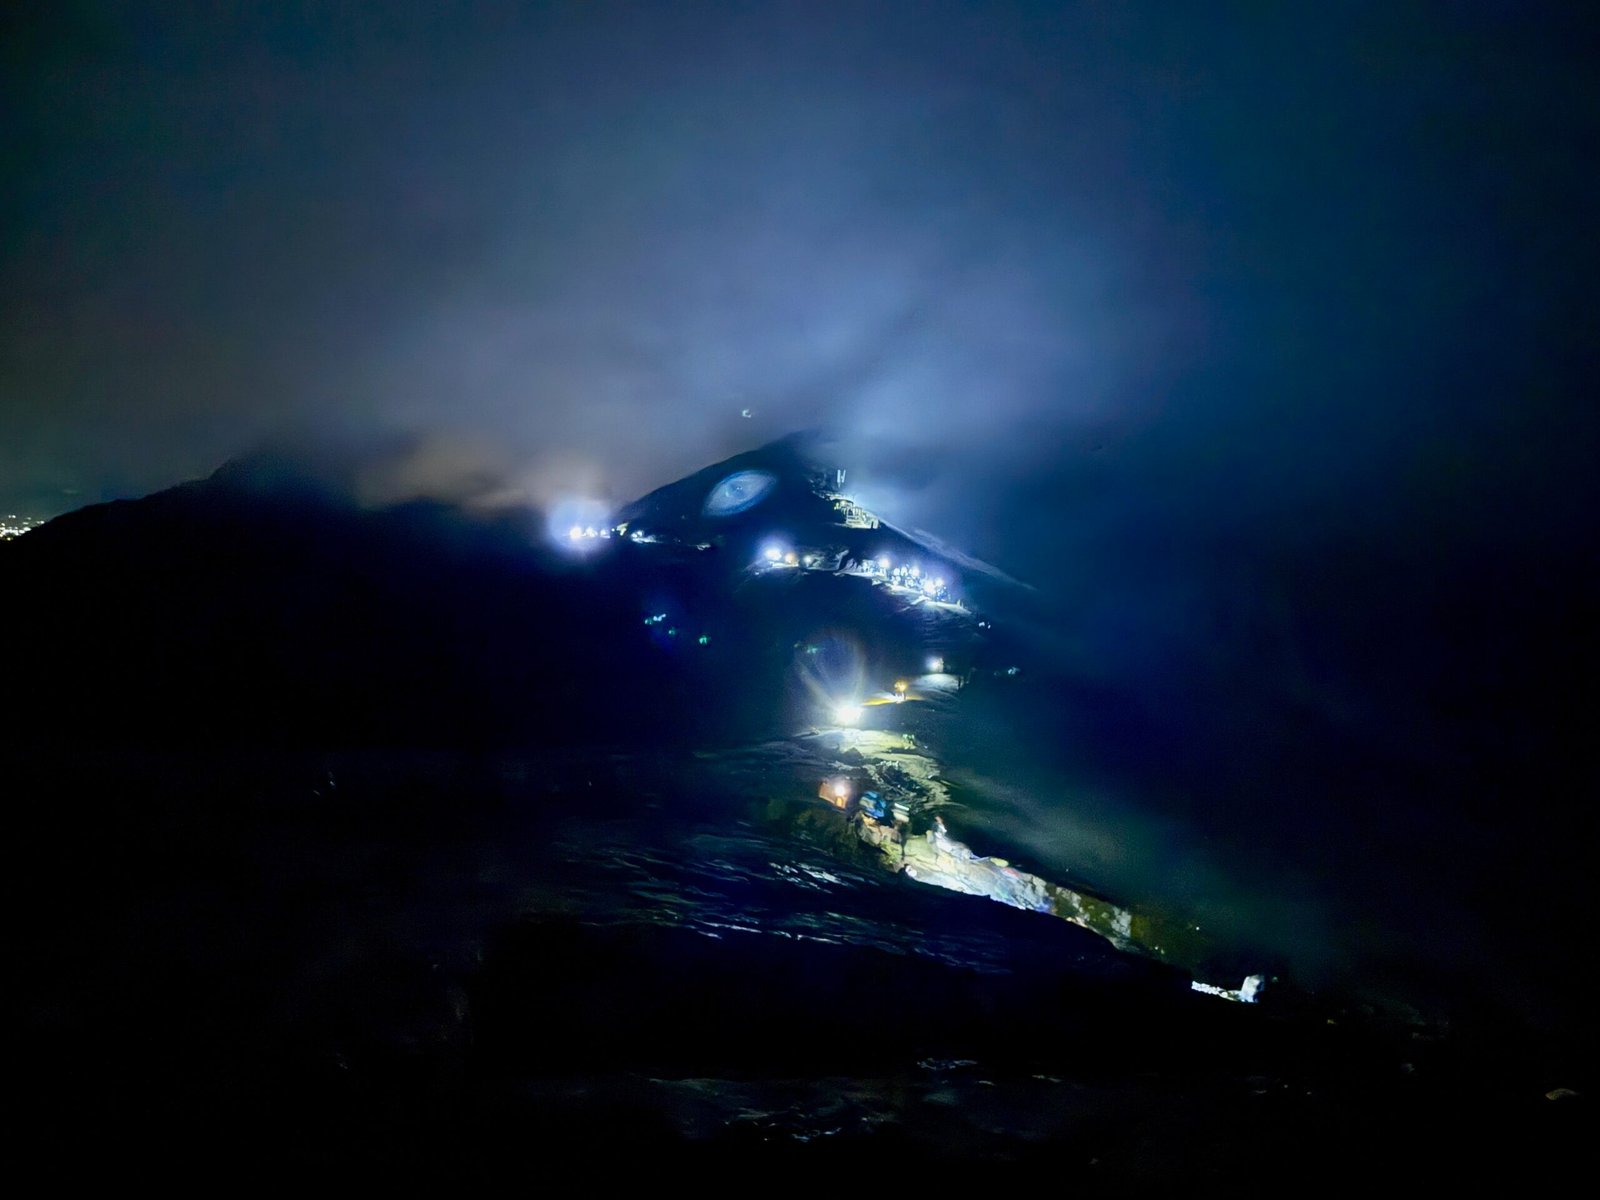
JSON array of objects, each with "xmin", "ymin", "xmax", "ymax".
[{"xmin": 8, "ymin": 1, "xmax": 1590, "ymax": 542}]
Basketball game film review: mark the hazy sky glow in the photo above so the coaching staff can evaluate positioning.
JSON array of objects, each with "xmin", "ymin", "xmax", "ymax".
[{"xmin": 3, "ymin": 1, "xmax": 1595, "ymax": 576}]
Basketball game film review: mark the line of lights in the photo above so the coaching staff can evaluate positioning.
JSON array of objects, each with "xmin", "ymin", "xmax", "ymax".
[{"xmin": 863, "ymin": 554, "xmax": 951, "ymax": 599}]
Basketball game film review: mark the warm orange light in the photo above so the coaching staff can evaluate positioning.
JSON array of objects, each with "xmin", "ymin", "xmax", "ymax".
[{"xmin": 819, "ymin": 777, "xmax": 853, "ymax": 807}]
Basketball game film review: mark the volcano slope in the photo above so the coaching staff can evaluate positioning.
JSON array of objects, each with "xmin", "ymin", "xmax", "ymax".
[{"xmin": 1, "ymin": 436, "xmax": 1585, "ymax": 1182}]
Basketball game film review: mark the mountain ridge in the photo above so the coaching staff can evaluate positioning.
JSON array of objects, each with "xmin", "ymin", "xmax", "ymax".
[{"xmin": 0, "ymin": 433, "xmax": 1018, "ymax": 750}]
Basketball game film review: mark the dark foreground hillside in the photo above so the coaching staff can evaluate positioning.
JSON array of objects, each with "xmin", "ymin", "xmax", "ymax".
[
  {"xmin": 3, "ymin": 441, "xmax": 1591, "ymax": 1184},
  {"xmin": 9, "ymin": 748, "xmax": 1587, "ymax": 1184}
]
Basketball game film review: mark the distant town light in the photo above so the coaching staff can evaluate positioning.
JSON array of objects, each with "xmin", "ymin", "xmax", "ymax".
[
  {"xmin": 877, "ymin": 556, "xmax": 890, "ymax": 571},
  {"xmin": 783, "ymin": 550, "xmax": 798, "ymax": 565},
  {"xmin": 910, "ymin": 566, "xmax": 921, "ymax": 578},
  {"xmin": 928, "ymin": 656, "xmax": 944, "ymax": 673},
  {"xmin": 763, "ymin": 545, "xmax": 783, "ymax": 561}
]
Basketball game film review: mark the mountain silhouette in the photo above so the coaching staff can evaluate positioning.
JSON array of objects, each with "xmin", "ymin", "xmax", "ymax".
[{"xmin": 0, "ymin": 434, "xmax": 1014, "ymax": 749}]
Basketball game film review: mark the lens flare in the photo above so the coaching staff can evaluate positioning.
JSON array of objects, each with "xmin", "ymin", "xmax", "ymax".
[
  {"xmin": 703, "ymin": 470, "xmax": 777, "ymax": 517},
  {"xmin": 793, "ymin": 631, "xmax": 870, "ymax": 729}
]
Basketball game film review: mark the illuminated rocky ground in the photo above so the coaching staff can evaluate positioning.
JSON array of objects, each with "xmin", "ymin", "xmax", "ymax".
[{"xmin": 8, "ymin": 745, "xmax": 1584, "ymax": 1181}]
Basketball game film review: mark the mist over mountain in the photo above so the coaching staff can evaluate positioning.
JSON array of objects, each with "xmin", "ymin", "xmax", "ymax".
[{"xmin": 0, "ymin": 435, "xmax": 934, "ymax": 741}]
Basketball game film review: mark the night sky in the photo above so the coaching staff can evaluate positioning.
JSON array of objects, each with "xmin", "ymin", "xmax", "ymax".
[{"xmin": 4, "ymin": 1, "xmax": 1596, "ymax": 582}]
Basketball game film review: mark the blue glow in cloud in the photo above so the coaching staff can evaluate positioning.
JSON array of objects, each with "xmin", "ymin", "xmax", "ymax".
[{"xmin": 703, "ymin": 470, "xmax": 777, "ymax": 518}]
